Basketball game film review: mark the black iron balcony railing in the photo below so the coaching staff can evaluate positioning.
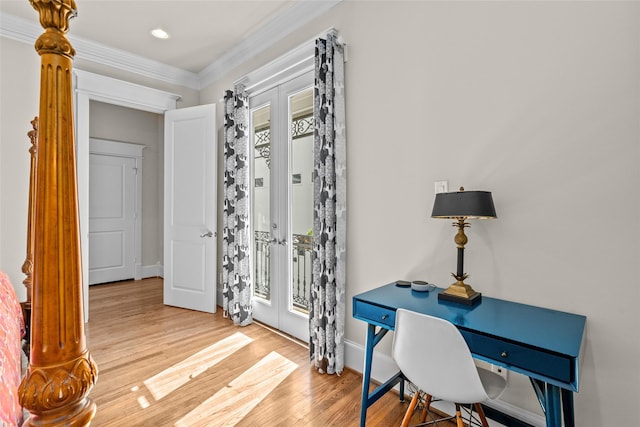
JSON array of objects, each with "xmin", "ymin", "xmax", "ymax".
[
  {"xmin": 254, "ymin": 231, "xmax": 271, "ymax": 300},
  {"xmin": 291, "ymin": 234, "xmax": 312, "ymax": 313},
  {"xmin": 254, "ymin": 231, "xmax": 312, "ymax": 314}
]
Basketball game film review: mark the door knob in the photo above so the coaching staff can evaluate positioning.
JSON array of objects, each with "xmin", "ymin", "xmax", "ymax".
[{"xmin": 200, "ymin": 231, "xmax": 213, "ymax": 238}]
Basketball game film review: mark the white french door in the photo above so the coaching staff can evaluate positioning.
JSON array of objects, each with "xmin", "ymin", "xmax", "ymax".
[{"xmin": 251, "ymin": 72, "xmax": 314, "ymax": 342}]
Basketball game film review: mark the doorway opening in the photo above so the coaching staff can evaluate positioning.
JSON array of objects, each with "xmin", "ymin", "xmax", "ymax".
[{"xmin": 75, "ymin": 69, "xmax": 180, "ymax": 320}]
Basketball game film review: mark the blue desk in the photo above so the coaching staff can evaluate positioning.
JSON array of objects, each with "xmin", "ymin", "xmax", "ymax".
[{"xmin": 353, "ymin": 283, "xmax": 586, "ymax": 427}]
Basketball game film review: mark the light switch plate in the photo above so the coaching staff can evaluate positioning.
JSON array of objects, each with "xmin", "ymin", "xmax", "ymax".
[{"xmin": 434, "ymin": 180, "xmax": 449, "ymax": 194}]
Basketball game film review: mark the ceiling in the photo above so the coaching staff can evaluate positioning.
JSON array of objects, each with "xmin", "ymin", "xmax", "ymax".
[{"xmin": 0, "ymin": 0, "xmax": 339, "ymax": 88}]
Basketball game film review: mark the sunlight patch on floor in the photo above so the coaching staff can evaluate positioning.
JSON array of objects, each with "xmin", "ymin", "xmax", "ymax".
[
  {"xmin": 174, "ymin": 351, "xmax": 298, "ymax": 427},
  {"xmin": 143, "ymin": 332, "xmax": 253, "ymax": 401},
  {"xmin": 137, "ymin": 395, "xmax": 150, "ymax": 409}
]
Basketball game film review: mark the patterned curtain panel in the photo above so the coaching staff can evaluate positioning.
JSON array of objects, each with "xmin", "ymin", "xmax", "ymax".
[
  {"xmin": 310, "ymin": 32, "xmax": 347, "ymax": 375},
  {"xmin": 222, "ymin": 86, "xmax": 253, "ymax": 326}
]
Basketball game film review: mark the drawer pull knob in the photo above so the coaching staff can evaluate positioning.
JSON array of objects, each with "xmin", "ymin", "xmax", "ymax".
[
  {"xmin": 381, "ymin": 314, "xmax": 388, "ymax": 320},
  {"xmin": 501, "ymin": 351, "xmax": 508, "ymax": 358}
]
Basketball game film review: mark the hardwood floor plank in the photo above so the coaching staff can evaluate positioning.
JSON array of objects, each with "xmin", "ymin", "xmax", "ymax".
[{"xmin": 86, "ymin": 278, "xmax": 455, "ymax": 426}]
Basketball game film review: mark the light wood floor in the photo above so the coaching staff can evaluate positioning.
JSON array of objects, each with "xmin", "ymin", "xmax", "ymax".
[{"xmin": 86, "ymin": 278, "xmax": 455, "ymax": 426}]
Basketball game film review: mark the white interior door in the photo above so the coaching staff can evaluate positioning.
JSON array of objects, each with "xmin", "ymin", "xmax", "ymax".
[
  {"xmin": 251, "ymin": 72, "xmax": 313, "ymax": 342},
  {"xmin": 88, "ymin": 153, "xmax": 136, "ymax": 284},
  {"xmin": 164, "ymin": 104, "xmax": 217, "ymax": 313}
]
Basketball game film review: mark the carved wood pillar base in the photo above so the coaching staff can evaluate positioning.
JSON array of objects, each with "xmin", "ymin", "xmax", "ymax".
[
  {"xmin": 21, "ymin": 401, "xmax": 96, "ymax": 427},
  {"xmin": 19, "ymin": 351, "xmax": 97, "ymax": 426}
]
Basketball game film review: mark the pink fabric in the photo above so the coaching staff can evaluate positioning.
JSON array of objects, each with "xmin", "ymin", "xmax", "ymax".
[{"xmin": 0, "ymin": 271, "xmax": 25, "ymax": 427}]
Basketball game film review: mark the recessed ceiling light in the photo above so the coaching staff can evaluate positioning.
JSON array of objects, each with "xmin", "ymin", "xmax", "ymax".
[{"xmin": 151, "ymin": 28, "xmax": 170, "ymax": 40}]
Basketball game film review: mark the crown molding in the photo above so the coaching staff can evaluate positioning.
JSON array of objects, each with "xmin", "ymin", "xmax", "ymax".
[
  {"xmin": 197, "ymin": 0, "xmax": 342, "ymax": 89},
  {"xmin": 1, "ymin": 1, "xmax": 342, "ymax": 91},
  {"xmin": 73, "ymin": 36, "xmax": 201, "ymax": 90},
  {"xmin": 0, "ymin": 12, "xmax": 200, "ymax": 89}
]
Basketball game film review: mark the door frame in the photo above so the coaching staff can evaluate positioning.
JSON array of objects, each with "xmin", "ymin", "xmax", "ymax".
[
  {"xmin": 88, "ymin": 138, "xmax": 144, "ymax": 285},
  {"xmin": 74, "ymin": 69, "xmax": 181, "ymax": 321}
]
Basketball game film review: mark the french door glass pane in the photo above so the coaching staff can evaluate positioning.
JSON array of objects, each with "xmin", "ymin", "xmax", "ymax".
[
  {"xmin": 289, "ymin": 89, "xmax": 313, "ymax": 314},
  {"xmin": 252, "ymin": 104, "xmax": 271, "ymax": 302}
]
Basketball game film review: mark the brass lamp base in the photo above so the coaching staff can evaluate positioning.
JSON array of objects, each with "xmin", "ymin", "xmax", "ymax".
[{"xmin": 438, "ymin": 280, "xmax": 482, "ymax": 306}]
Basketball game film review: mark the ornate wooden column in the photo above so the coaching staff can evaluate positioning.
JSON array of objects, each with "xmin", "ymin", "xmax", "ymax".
[{"xmin": 19, "ymin": 1, "xmax": 98, "ymax": 425}]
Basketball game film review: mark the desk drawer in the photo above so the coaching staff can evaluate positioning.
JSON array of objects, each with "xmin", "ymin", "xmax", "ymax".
[
  {"xmin": 353, "ymin": 300, "xmax": 395, "ymax": 328},
  {"xmin": 460, "ymin": 329, "xmax": 573, "ymax": 384}
]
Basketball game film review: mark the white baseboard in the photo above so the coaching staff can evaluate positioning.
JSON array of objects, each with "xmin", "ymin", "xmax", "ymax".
[
  {"xmin": 344, "ymin": 339, "xmax": 545, "ymax": 427},
  {"xmin": 141, "ymin": 263, "xmax": 163, "ymax": 279}
]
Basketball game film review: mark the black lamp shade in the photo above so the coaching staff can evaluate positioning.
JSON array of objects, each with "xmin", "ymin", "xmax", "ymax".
[{"xmin": 431, "ymin": 190, "xmax": 497, "ymax": 219}]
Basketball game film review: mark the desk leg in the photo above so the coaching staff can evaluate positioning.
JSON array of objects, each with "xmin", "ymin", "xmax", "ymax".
[
  {"xmin": 359, "ymin": 324, "xmax": 402, "ymax": 427},
  {"xmin": 544, "ymin": 383, "xmax": 562, "ymax": 427},
  {"xmin": 531, "ymin": 379, "xmax": 571, "ymax": 427},
  {"xmin": 530, "ymin": 378, "xmax": 546, "ymax": 414},
  {"xmin": 360, "ymin": 324, "xmax": 377, "ymax": 427},
  {"xmin": 561, "ymin": 389, "xmax": 575, "ymax": 427}
]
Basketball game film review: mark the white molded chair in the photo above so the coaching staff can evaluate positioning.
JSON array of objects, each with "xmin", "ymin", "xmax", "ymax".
[{"xmin": 392, "ymin": 309, "xmax": 507, "ymax": 427}]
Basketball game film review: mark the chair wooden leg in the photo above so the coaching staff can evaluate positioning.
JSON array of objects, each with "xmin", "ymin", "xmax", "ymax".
[
  {"xmin": 401, "ymin": 391, "xmax": 420, "ymax": 427},
  {"xmin": 474, "ymin": 403, "xmax": 490, "ymax": 427},
  {"xmin": 420, "ymin": 393, "xmax": 433, "ymax": 423},
  {"xmin": 455, "ymin": 403, "xmax": 465, "ymax": 427}
]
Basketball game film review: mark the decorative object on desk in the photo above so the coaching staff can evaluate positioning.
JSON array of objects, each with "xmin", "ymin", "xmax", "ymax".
[
  {"xmin": 431, "ymin": 187, "xmax": 496, "ymax": 305},
  {"xmin": 410, "ymin": 281, "xmax": 436, "ymax": 292}
]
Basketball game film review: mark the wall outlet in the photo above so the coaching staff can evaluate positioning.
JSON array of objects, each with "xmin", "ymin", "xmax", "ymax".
[
  {"xmin": 474, "ymin": 359, "xmax": 508, "ymax": 382},
  {"xmin": 491, "ymin": 363, "xmax": 508, "ymax": 381}
]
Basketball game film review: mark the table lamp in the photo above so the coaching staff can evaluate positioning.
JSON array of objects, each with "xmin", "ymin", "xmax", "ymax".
[{"xmin": 431, "ymin": 187, "xmax": 496, "ymax": 305}]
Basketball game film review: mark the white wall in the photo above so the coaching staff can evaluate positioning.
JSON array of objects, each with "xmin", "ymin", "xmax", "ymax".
[
  {"xmin": 0, "ymin": 37, "xmax": 40, "ymax": 302},
  {"xmin": 201, "ymin": 2, "xmax": 639, "ymax": 426}
]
